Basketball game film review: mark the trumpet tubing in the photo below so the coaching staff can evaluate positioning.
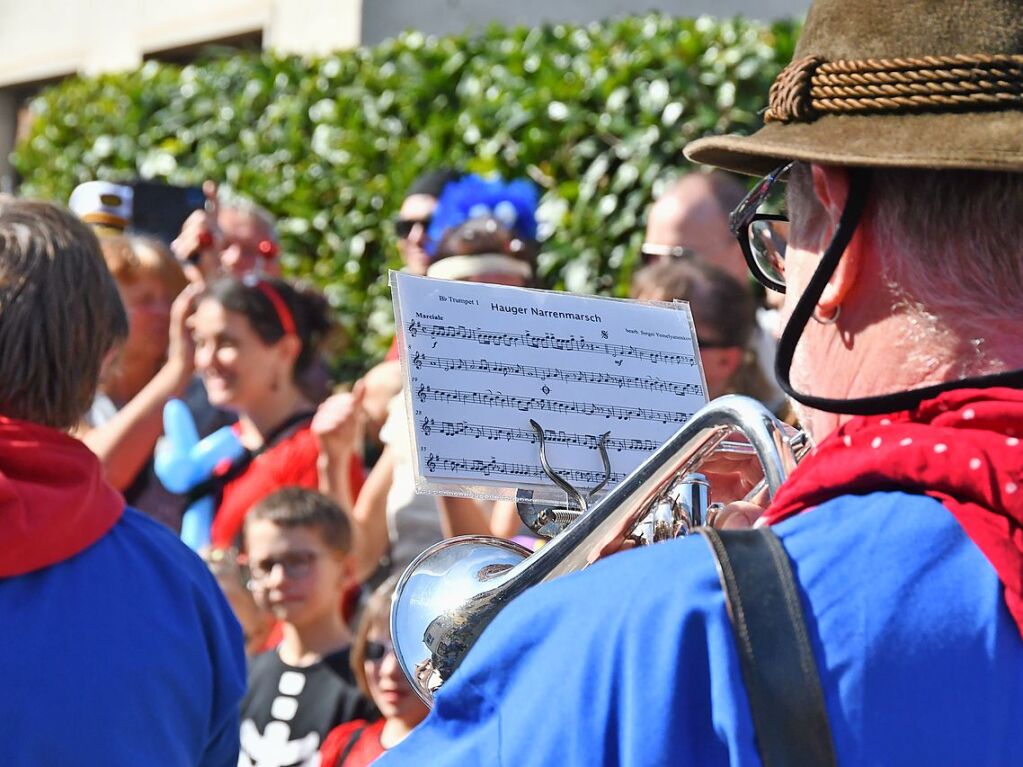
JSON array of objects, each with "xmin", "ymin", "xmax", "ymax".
[{"xmin": 391, "ymin": 395, "xmax": 803, "ymax": 706}]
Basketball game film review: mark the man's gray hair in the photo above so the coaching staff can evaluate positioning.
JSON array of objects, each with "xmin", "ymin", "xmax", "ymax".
[
  {"xmin": 216, "ymin": 189, "xmax": 277, "ymax": 238},
  {"xmin": 789, "ymin": 163, "xmax": 1023, "ymax": 360}
]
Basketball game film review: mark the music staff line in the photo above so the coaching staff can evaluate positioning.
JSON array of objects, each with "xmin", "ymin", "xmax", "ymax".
[
  {"xmin": 407, "ymin": 320, "xmax": 696, "ymax": 366},
  {"xmin": 412, "ymin": 352, "xmax": 703, "ymax": 397},
  {"xmin": 423, "ymin": 452, "xmax": 628, "ymax": 484},
  {"xmin": 416, "ymin": 384, "xmax": 690, "ymax": 424},
  {"xmin": 420, "ymin": 417, "xmax": 666, "ymax": 453}
]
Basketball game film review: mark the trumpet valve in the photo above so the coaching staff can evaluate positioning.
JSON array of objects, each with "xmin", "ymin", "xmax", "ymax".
[
  {"xmin": 651, "ymin": 498, "xmax": 676, "ymax": 542},
  {"xmin": 669, "ymin": 472, "xmax": 710, "ymax": 535}
]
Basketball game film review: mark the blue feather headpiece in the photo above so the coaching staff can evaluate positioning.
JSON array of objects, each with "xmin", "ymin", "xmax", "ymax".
[{"xmin": 425, "ymin": 174, "xmax": 539, "ymax": 257}]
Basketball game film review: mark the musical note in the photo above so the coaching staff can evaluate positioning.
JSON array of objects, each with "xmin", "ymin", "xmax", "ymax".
[
  {"xmin": 406, "ymin": 323, "xmax": 696, "ymax": 366},
  {"xmin": 408, "ymin": 355, "xmax": 703, "ymax": 397},
  {"xmin": 422, "ymin": 452, "xmax": 628, "ymax": 484},
  {"xmin": 415, "ymin": 385, "xmax": 689, "ymax": 424},
  {"xmin": 407, "ymin": 319, "xmax": 420, "ymax": 337},
  {"xmin": 418, "ymin": 418, "xmax": 665, "ymax": 453}
]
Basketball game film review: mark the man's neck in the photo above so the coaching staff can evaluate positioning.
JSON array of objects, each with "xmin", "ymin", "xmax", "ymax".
[
  {"xmin": 795, "ymin": 305, "xmax": 1023, "ymax": 441},
  {"xmin": 277, "ymin": 612, "xmax": 352, "ymax": 667}
]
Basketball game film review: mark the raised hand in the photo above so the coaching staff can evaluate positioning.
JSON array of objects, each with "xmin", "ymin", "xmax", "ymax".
[
  {"xmin": 171, "ymin": 180, "xmax": 221, "ymax": 283},
  {"xmin": 312, "ymin": 379, "xmax": 367, "ymax": 459}
]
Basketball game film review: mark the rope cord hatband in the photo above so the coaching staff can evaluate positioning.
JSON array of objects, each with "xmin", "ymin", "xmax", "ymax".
[{"xmin": 766, "ymin": 54, "xmax": 1023, "ymax": 122}]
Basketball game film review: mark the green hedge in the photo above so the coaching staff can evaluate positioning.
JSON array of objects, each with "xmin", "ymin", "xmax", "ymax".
[{"xmin": 13, "ymin": 14, "xmax": 798, "ymax": 378}]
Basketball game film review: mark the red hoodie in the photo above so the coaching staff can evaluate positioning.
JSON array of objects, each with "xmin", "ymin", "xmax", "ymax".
[{"xmin": 0, "ymin": 416, "xmax": 123, "ymax": 577}]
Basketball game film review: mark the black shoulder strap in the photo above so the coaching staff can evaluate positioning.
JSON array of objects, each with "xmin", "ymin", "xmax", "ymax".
[
  {"xmin": 335, "ymin": 724, "xmax": 367, "ymax": 767},
  {"xmin": 183, "ymin": 409, "xmax": 317, "ymax": 504},
  {"xmin": 699, "ymin": 527, "xmax": 837, "ymax": 767}
]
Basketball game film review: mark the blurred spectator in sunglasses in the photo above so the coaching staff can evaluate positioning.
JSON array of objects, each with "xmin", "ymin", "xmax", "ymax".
[
  {"xmin": 643, "ymin": 171, "xmax": 788, "ymax": 412},
  {"xmin": 631, "ymin": 259, "xmax": 787, "ymax": 417},
  {"xmin": 320, "ymin": 576, "xmax": 428, "ymax": 766},
  {"xmin": 172, "ymin": 181, "xmax": 280, "ymax": 282},
  {"xmin": 642, "ymin": 171, "xmax": 750, "ymax": 284},
  {"xmin": 361, "ymin": 169, "xmax": 463, "ymax": 448},
  {"xmin": 393, "ymin": 169, "xmax": 462, "ymax": 276},
  {"xmin": 352, "ymin": 176, "xmax": 539, "ymax": 583}
]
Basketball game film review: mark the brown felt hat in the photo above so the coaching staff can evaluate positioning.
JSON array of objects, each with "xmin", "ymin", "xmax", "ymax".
[{"xmin": 685, "ymin": 0, "xmax": 1023, "ymax": 176}]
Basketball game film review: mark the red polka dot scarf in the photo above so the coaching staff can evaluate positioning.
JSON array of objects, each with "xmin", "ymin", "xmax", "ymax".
[{"xmin": 765, "ymin": 387, "xmax": 1023, "ymax": 637}]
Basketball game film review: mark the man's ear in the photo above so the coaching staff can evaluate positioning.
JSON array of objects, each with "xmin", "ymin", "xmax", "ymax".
[{"xmin": 810, "ymin": 164, "xmax": 864, "ymax": 315}]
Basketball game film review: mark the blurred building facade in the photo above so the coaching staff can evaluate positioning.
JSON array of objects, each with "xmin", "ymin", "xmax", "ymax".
[{"xmin": 0, "ymin": 0, "xmax": 804, "ymax": 192}]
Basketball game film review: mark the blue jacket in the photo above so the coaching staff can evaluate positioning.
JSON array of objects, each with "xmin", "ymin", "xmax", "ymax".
[
  {"xmin": 0, "ymin": 509, "xmax": 246, "ymax": 766},
  {"xmin": 380, "ymin": 491, "xmax": 1023, "ymax": 765}
]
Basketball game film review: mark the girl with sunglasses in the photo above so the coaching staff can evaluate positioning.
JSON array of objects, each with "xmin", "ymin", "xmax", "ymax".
[{"xmin": 319, "ymin": 577, "xmax": 429, "ymax": 766}]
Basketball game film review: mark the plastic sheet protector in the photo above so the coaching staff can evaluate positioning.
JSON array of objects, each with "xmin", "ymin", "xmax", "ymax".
[{"xmin": 391, "ymin": 272, "xmax": 709, "ymax": 503}]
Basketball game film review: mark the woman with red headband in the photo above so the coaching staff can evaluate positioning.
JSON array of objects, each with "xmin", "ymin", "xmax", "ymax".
[{"xmin": 189, "ymin": 276, "xmax": 361, "ymax": 550}]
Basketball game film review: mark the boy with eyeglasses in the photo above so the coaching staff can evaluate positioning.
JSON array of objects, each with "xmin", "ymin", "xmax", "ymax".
[{"xmin": 238, "ymin": 487, "xmax": 377, "ymax": 767}]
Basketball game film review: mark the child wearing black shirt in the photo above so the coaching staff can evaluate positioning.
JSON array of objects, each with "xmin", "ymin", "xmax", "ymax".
[{"xmin": 238, "ymin": 488, "xmax": 376, "ymax": 767}]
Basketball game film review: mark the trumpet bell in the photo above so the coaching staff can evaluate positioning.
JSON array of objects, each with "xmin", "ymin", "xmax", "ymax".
[{"xmin": 392, "ymin": 535, "xmax": 532, "ymax": 706}]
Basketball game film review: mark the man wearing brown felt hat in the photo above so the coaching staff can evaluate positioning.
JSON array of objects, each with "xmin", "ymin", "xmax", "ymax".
[{"xmin": 378, "ymin": 2, "xmax": 1023, "ymax": 765}]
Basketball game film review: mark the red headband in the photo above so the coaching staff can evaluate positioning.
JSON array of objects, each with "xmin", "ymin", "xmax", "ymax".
[{"xmin": 250, "ymin": 279, "xmax": 296, "ymax": 336}]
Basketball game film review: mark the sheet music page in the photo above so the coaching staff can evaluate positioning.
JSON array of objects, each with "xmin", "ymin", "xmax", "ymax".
[{"xmin": 391, "ymin": 272, "xmax": 708, "ymax": 501}]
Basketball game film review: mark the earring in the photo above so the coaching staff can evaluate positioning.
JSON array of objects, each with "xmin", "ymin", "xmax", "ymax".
[{"xmin": 812, "ymin": 305, "xmax": 841, "ymax": 325}]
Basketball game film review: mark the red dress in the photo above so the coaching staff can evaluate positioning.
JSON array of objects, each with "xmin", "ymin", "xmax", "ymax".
[{"xmin": 319, "ymin": 718, "xmax": 386, "ymax": 766}]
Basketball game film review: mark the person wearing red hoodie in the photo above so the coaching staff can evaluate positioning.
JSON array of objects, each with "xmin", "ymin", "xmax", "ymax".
[{"xmin": 0, "ymin": 199, "xmax": 246, "ymax": 766}]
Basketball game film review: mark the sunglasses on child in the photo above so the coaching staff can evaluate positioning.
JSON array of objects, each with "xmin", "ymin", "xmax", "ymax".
[{"xmin": 364, "ymin": 640, "xmax": 395, "ymax": 662}]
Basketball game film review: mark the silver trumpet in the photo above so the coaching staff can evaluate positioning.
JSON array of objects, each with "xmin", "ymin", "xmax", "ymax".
[{"xmin": 391, "ymin": 395, "xmax": 806, "ymax": 706}]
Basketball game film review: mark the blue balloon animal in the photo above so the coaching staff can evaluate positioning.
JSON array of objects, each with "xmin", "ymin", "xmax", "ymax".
[{"xmin": 155, "ymin": 399, "xmax": 245, "ymax": 551}]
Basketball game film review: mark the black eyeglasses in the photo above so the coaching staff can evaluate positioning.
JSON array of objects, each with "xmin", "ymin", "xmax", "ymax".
[
  {"xmin": 394, "ymin": 216, "xmax": 432, "ymax": 240},
  {"xmin": 364, "ymin": 640, "xmax": 394, "ymax": 662},
  {"xmin": 639, "ymin": 242, "xmax": 698, "ymax": 266},
  {"xmin": 729, "ymin": 162, "xmax": 792, "ymax": 293},
  {"xmin": 246, "ymin": 550, "xmax": 320, "ymax": 586}
]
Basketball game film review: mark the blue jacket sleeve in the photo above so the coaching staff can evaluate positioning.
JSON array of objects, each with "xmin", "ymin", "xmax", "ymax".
[
  {"xmin": 377, "ymin": 535, "xmax": 758, "ymax": 767},
  {"xmin": 194, "ymin": 562, "xmax": 247, "ymax": 767}
]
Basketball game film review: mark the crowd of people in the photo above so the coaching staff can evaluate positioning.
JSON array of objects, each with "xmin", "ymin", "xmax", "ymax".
[
  {"xmin": 3, "ymin": 151, "xmax": 775, "ymax": 766},
  {"xmin": 3, "ymin": 0, "xmax": 1023, "ymax": 763}
]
